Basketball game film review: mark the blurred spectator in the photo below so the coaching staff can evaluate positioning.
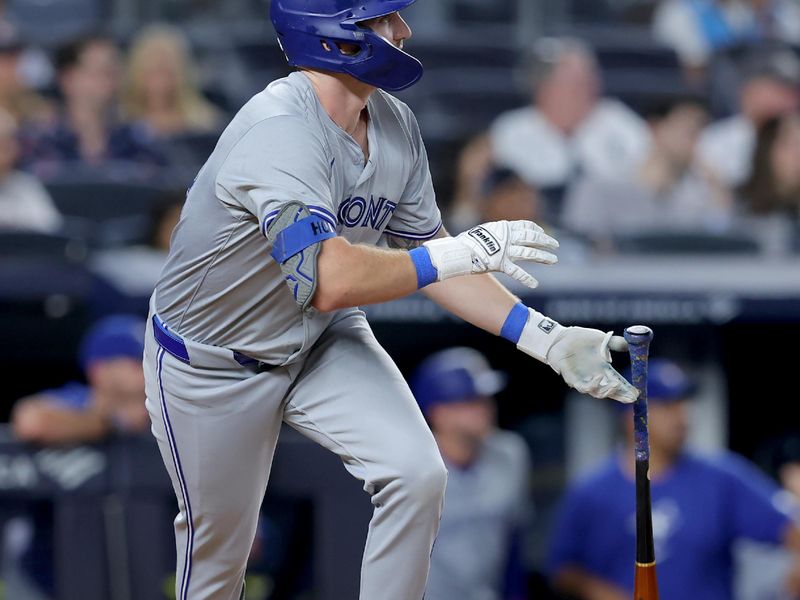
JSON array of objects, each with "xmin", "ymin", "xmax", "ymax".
[
  {"xmin": 449, "ymin": 162, "xmax": 544, "ymax": 232},
  {"xmin": 447, "ymin": 132, "xmax": 494, "ymax": 232},
  {"xmin": 478, "ymin": 167, "xmax": 544, "ymax": 225},
  {"xmin": 12, "ymin": 315, "xmax": 149, "ymax": 445},
  {"xmin": 0, "ymin": 26, "xmax": 53, "ymax": 125},
  {"xmin": 653, "ymin": 0, "xmax": 800, "ymax": 77},
  {"xmin": 548, "ymin": 358, "xmax": 800, "ymax": 600},
  {"xmin": 22, "ymin": 34, "xmax": 166, "ymax": 178},
  {"xmin": 122, "ymin": 24, "xmax": 222, "ymax": 139},
  {"xmin": 0, "ymin": 107, "xmax": 61, "ymax": 232},
  {"xmin": 490, "ymin": 37, "xmax": 650, "ymax": 196},
  {"xmin": 699, "ymin": 46, "xmax": 800, "ymax": 187},
  {"xmin": 561, "ymin": 95, "xmax": 732, "ymax": 250},
  {"xmin": 736, "ymin": 433, "xmax": 800, "ymax": 600},
  {"xmin": 410, "ymin": 347, "xmax": 531, "ymax": 600},
  {"xmin": 740, "ymin": 112, "xmax": 800, "ymax": 219},
  {"xmin": 91, "ymin": 190, "xmax": 185, "ymax": 300}
]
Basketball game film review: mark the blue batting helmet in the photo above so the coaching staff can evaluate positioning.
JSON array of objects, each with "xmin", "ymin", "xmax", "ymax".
[
  {"xmin": 618, "ymin": 358, "xmax": 696, "ymax": 411},
  {"xmin": 78, "ymin": 315, "xmax": 146, "ymax": 372},
  {"xmin": 410, "ymin": 347, "xmax": 507, "ymax": 414},
  {"xmin": 270, "ymin": 0, "xmax": 424, "ymax": 91}
]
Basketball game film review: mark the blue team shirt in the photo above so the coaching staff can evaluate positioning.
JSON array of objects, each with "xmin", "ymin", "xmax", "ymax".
[
  {"xmin": 41, "ymin": 382, "xmax": 91, "ymax": 410},
  {"xmin": 548, "ymin": 452, "xmax": 792, "ymax": 600}
]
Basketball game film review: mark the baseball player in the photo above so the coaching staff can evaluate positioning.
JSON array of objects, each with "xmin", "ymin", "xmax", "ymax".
[{"xmin": 143, "ymin": 2, "xmax": 639, "ymax": 599}]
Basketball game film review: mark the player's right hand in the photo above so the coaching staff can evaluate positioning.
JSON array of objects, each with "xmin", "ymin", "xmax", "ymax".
[
  {"xmin": 422, "ymin": 220, "xmax": 558, "ymax": 288},
  {"xmin": 546, "ymin": 327, "xmax": 639, "ymax": 404}
]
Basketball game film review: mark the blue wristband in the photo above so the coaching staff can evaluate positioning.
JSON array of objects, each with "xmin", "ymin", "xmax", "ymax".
[
  {"xmin": 501, "ymin": 302, "xmax": 529, "ymax": 344},
  {"xmin": 409, "ymin": 247, "xmax": 438, "ymax": 289}
]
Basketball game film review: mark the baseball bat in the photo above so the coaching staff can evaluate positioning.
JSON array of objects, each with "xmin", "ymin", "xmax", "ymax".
[{"xmin": 624, "ymin": 326, "xmax": 660, "ymax": 600}]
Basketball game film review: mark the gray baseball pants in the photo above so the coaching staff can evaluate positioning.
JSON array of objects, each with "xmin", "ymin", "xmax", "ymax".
[{"xmin": 143, "ymin": 310, "xmax": 447, "ymax": 600}]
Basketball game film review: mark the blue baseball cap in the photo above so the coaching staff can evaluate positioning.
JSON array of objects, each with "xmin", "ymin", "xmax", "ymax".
[
  {"xmin": 410, "ymin": 347, "xmax": 506, "ymax": 414},
  {"xmin": 78, "ymin": 315, "xmax": 146, "ymax": 372},
  {"xmin": 622, "ymin": 358, "xmax": 696, "ymax": 404}
]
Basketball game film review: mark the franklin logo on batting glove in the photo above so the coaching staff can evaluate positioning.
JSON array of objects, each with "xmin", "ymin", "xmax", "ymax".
[{"xmin": 468, "ymin": 227, "xmax": 501, "ymax": 255}]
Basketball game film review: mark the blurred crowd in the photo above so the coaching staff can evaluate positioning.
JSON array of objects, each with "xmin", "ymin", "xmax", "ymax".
[
  {"xmin": 450, "ymin": 36, "xmax": 800, "ymax": 256},
  {"xmin": 3, "ymin": 0, "xmax": 800, "ymax": 599},
  {"xmin": 0, "ymin": 0, "xmax": 800, "ymax": 258}
]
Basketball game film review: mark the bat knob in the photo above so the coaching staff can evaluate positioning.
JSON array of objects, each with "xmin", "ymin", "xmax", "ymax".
[{"xmin": 625, "ymin": 326, "xmax": 654, "ymax": 346}]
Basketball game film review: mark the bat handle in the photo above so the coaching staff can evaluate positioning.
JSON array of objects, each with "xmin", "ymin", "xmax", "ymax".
[{"xmin": 624, "ymin": 326, "xmax": 654, "ymax": 462}]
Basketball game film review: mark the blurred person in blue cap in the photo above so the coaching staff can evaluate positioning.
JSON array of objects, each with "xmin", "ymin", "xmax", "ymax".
[
  {"xmin": 547, "ymin": 358, "xmax": 800, "ymax": 600},
  {"xmin": 12, "ymin": 314, "xmax": 149, "ymax": 445},
  {"xmin": 410, "ymin": 347, "xmax": 531, "ymax": 600}
]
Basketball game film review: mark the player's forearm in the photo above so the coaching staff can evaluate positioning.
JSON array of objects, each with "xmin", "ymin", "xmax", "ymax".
[
  {"xmin": 313, "ymin": 237, "xmax": 418, "ymax": 311},
  {"xmin": 12, "ymin": 400, "xmax": 111, "ymax": 445},
  {"xmin": 422, "ymin": 273, "xmax": 519, "ymax": 335}
]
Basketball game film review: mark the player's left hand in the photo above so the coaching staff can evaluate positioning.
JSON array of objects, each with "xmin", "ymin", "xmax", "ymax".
[
  {"xmin": 423, "ymin": 220, "xmax": 558, "ymax": 288},
  {"xmin": 546, "ymin": 327, "xmax": 639, "ymax": 404}
]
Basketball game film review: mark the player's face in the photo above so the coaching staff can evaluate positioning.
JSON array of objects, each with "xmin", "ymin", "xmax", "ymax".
[
  {"xmin": 652, "ymin": 104, "xmax": 708, "ymax": 168},
  {"xmin": 430, "ymin": 397, "xmax": 495, "ymax": 443},
  {"xmin": 362, "ymin": 12, "xmax": 412, "ymax": 49},
  {"xmin": 90, "ymin": 357, "xmax": 150, "ymax": 432},
  {"xmin": 648, "ymin": 400, "xmax": 689, "ymax": 457},
  {"xmin": 90, "ymin": 357, "xmax": 146, "ymax": 397}
]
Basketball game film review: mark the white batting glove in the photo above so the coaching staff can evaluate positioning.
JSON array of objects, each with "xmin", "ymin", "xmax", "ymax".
[
  {"xmin": 514, "ymin": 309, "xmax": 638, "ymax": 404},
  {"xmin": 423, "ymin": 220, "xmax": 558, "ymax": 288}
]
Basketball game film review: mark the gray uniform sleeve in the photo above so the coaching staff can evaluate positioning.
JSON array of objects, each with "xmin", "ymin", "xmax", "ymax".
[
  {"xmin": 383, "ymin": 109, "xmax": 442, "ymax": 243},
  {"xmin": 216, "ymin": 116, "xmax": 338, "ymax": 237}
]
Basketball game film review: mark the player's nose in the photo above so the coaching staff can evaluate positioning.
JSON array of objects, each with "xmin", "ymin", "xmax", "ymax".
[{"xmin": 394, "ymin": 13, "xmax": 412, "ymax": 43}]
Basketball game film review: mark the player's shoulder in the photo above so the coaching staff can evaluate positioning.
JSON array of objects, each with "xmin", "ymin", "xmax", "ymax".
[
  {"xmin": 694, "ymin": 449, "xmax": 765, "ymax": 477},
  {"xmin": 678, "ymin": 450, "xmax": 774, "ymax": 490},
  {"xmin": 484, "ymin": 429, "xmax": 530, "ymax": 469},
  {"xmin": 229, "ymin": 73, "xmax": 327, "ymax": 138},
  {"xmin": 700, "ymin": 114, "xmax": 749, "ymax": 144},
  {"xmin": 485, "ymin": 429, "xmax": 530, "ymax": 461},
  {"xmin": 219, "ymin": 80, "xmax": 329, "ymax": 161},
  {"xmin": 373, "ymin": 89, "xmax": 414, "ymax": 120},
  {"xmin": 586, "ymin": 99, "xmax": 648, "ymax": 138},
  {"xmin": 594, "ymin": 98, "xmax": 643, "ymax": 122},
  {"xmin": 491, "ymin": 105, "xmax": 537, "ymax": 133},
  {"xmin": 371, "ymin": 89, "xmax": 422, "ymax": 144}
]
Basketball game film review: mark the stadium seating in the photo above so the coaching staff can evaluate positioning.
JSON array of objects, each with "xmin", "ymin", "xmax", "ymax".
[
  {"xmin": 613, "ymin": 231, "xmax": 761, "ymax": 255},
  {"xmin": 6, "ymin": 0, "xmax": 103, "ymax": 46},
  {"xmin": 44, "ymin": 176, "xmax": 170, "ymax": 247}
]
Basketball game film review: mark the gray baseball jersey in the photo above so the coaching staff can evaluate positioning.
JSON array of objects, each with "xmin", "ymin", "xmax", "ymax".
[
  {"xmin": 154, "ymin": 71, "xmax": 442, "ymax": 366},
  {"xmin": 425, "ymin": 431, "xmax": 531, "ymax": 600},
  {"xmin": 145, "ymin": 71, "xmax": 448, "ymax": 600}
]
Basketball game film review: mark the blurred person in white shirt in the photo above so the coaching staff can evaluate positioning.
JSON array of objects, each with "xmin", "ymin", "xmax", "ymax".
[
  {"xmin": 0, "ymin": 107, "xmax": 61, "ymax": 232},
  {"xmin": 489, "ymin": 37, "xmax": 650, "ymax": 196},
  {"xmin": 562, "ymin": 94, "xmax": 732, "ymax": 251},
  {"xmin": 698, "ymin": 46, "xmax": 800, "ymax": 187}
]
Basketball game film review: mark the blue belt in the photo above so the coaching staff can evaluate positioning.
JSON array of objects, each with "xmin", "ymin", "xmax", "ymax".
[{"xmin": 152, "ymin": 315, "xmax": 260, "ymax": 368}]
